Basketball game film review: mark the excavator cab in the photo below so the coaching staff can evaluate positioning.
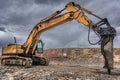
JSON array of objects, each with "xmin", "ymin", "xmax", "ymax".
[
  {"xmin": 30, "ymin": 40, "xmax": 43, "ymax": 53},
  {"xmin": 37, "ymin": 40, "xmax": 44, "ymax": 53}
]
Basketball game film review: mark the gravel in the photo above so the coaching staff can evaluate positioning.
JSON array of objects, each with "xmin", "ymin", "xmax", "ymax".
[{"xmin": 0, "ymin": 60, "xmax": 120, "ymax": 80}]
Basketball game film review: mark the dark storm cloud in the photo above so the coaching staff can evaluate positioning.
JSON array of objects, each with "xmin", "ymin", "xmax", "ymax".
[
  {"xmin": 34, "ymin": 0, "xmax": 91, "ymax": 5},
  {"xmin": 0, "ymin": 0, "xmax": 10, "ymax": 9},
  {"xmin": 0, "ymin": 0, "xmax": 33, "ymax": 25},
  {"xmin": 0, "ymin": 0, "xmax": 120, "ymax": 50},
  {"xmin": 0, "ymin": 0, "xmax": 91, "ymax": 26},
  {"xmin": 0, "ymin": 27, "xmax": 5, "ymax": 32},
  {"xmin": 0, "ymin": 31, "xmax": 14, "ymax": 47},
  {"xmin": 34, "ymin": 0, "xmax": 62, "ymax": 4}
]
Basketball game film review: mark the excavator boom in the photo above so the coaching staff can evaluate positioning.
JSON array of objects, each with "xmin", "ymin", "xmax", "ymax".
[{"xmin": 24, "ymin": 2, "xmax": 94, "ymax": 54}]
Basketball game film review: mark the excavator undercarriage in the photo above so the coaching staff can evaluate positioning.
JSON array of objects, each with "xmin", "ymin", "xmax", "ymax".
[
  {"xmin": 0, "ymin": 56, "xmax": 32, "ymax": 67},
  {"xmin": 0, "ymin": 55, "xmax": 49, "ymax": 67}
]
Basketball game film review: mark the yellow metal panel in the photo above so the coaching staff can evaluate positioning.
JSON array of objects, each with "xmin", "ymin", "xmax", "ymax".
[{"xmin": 2, "ymin": 45, "xmax": 24, "ymax": 55}]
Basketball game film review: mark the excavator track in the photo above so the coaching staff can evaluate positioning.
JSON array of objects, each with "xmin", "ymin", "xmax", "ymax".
[
  {"xmin": 39, "ymin": 57, "xmax": 49, "ymax": 66},
  {"xmin": 0, "ymin": 55, "xmax": 50, "ymax": 67},
  {"xmin": 32, "ymin": 56, "xmax": 50, "ymax": 66},
  {"xmin": 0, "ymin": 56, "xmax": 32, "ymax": 68}
]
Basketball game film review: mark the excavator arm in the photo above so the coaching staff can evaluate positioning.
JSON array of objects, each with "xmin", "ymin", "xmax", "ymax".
[
  {"xmin": 23, "ymin": 2, "xmax": 116, "ymax": 74},
  {"xmin": 24, "ymin": 2, "xmax": 94, "ymax": 54}
]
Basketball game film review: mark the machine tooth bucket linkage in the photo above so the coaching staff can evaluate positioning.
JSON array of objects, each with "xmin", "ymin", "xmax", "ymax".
[{"xmin": 93, "ymin": 18, "xmax": 116, "ymax": 74}]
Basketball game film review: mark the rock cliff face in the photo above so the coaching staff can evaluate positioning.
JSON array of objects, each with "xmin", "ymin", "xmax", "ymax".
[{"xmin": 44, "ymin": 48, "xmax": 120, "ymax": 62}]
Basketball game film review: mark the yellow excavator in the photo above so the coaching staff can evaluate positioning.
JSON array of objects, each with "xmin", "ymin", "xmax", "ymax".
[{"xmin": 0, "ymin": 2, "xmax": 116, "ymax": 74}]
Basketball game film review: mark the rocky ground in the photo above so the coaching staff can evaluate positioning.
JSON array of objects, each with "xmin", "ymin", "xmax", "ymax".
[{"xmin": 0, "ymin": 59, "xmax": 120, "ymax": 80}]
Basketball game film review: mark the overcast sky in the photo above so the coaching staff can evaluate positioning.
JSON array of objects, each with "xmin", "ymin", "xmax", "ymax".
[{"xmin": 0, "ymin": 0, "xmax": 120, "ymax": 53}]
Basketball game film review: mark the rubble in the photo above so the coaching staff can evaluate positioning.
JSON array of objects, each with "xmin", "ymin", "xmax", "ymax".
[{"xmin": 0, "ymin": 60, "xmax": 120, "ymax": 80}]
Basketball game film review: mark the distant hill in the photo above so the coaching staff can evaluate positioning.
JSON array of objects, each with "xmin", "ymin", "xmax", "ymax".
[{"xmin": 44, "ymin": 48, "xmax": 120, "ymax": 62}]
